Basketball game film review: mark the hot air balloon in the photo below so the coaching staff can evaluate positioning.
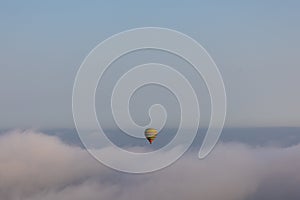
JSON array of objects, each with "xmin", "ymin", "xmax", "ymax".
[{"xmin": 144, "ymin": 128, "xmax": 158, "ymax": 144}]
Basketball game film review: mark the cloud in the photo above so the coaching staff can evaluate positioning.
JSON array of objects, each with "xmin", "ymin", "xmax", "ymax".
[
  {"xmin": 0, "ymin": 130, "xmax": 300, "ymax": 200},
  {"xmin": 0, "ymin": 130, "xmax": 110, "ymax": 200}
]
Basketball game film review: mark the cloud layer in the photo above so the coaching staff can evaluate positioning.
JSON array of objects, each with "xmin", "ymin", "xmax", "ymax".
[{"xmin": 1, "ymin": 130, "xmax": 300, "ymax": 200}]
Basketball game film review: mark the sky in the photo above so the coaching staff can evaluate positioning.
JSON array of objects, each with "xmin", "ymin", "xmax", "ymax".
[
  {"xmin": 1, "ymin": 0, "xmax": 300, "ymax": 129},
  {"xmin": 1, "ymin": 1, "xmax": 300, "ymax": 199}
]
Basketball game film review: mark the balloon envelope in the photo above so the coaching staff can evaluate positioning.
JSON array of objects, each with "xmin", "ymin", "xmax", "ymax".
[{"xmin": 144, "ymin": 128, "xmax": 158, "ymax": 144}]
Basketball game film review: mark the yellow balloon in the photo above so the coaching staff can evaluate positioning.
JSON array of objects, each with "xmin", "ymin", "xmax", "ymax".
[{"xmin": 144, "ymin": 128, "xmax": 158, "ymax": 144}]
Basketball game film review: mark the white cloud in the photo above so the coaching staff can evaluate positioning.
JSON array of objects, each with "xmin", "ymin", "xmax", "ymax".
[{"xmin": 1, "ymin": 130, "xmax": 300, "ymax": 200}]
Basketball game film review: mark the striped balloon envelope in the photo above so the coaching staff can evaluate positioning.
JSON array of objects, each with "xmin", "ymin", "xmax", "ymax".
[{"xmin": 144, "ymin": 128, "xmax": 158, "ymax": 144}]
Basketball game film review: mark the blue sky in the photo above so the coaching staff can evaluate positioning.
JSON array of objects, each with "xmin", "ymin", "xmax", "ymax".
[
  {"xmin": 1, "ymin": 2, "xmax": 300, "ymax": 199},
  {"xmin": 0, "ymin": 0, "xmax": 300, "ymax": 129}
]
